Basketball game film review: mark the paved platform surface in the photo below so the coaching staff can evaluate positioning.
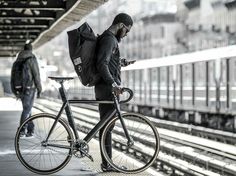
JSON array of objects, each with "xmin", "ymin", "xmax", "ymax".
[
  {"xmin": 0, "ymin": 97, "xmax": 160, "ymax": 176},
  {"xmin": 0, "ymin": 97, "xmax": 96, "ymax": 176}
]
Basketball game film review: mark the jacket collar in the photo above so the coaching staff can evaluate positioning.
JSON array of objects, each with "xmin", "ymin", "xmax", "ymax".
[
  {"xmin": 17, "ymin": 50, "xmax": 34, "ymax": 61},
  {"xmin": 104, "ymin": 30, "xmax": 118, "ymax": 43}
]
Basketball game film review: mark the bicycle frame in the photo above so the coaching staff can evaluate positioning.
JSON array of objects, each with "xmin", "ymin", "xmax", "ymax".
[{"xmin": 45, "ymin": 81, "xmax": 133, "ymax": 149}]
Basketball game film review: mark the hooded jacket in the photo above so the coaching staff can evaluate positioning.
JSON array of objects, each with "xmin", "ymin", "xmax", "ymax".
[
  {"xmin": 95, "ymin": 30, "xmax": 120, "ymax": 99},
  {"xmin": 96, "ymin": 30, "xmax": 120, "ymax": 85},
  {"xmin": 16, "ymin": 50, "xmax": 42, "ymax": 93}
]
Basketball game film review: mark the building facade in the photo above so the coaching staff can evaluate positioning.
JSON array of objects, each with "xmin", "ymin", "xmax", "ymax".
[
  {"xmin": 120, "ymin": 13, "xmax": 183, "ymax": 60},
  {"xmin": 176, "ymin": 0, "xmax": 236, "ymax": 52}
]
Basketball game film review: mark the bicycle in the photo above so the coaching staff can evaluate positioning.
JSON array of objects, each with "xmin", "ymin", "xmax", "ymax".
[{"xmin": 15, "ymin": 76, "xmax": 160, "ymax": 175}]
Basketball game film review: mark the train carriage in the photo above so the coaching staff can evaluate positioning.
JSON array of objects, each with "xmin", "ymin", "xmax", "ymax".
[{"xmin": 121, "ymin": 45, "xmax": 236, "ymax": 132}]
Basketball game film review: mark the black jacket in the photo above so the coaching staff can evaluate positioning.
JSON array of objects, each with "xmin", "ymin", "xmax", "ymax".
[
  {"xmin": 95, "ymin": 30, "xmax": 120, "ymax": 99},
  {"xmin": 16, "ymin": 50, "xmax": 42, "ymax": 93}
]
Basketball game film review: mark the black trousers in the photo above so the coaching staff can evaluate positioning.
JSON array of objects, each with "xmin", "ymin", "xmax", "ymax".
[
  {"xmin": 95, "ymin": 83, "xmax": 116, "ymax": 166},
  {"xmin": 20, "ymin": 89, "xmax": 35, "ymax": 133},
  {"xmin": 98, "ymin": 102, "xmax": 115, "ymax": 166}
]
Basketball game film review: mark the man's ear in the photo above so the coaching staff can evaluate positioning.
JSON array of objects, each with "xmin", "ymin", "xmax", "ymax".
[{"xmin": 119, "ymin": 23, "xmax": 124, "ymax": 29}]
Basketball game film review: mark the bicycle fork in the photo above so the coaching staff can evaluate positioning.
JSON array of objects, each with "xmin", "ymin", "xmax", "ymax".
[{"xmin": 113, "ymin": 95, "xmax": 134, "ymax": 147}]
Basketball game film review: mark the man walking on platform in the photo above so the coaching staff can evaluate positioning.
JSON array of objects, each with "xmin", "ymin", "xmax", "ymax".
[
  {"xmin": 95, "ymin": 13, "xmax": 134, "ymax": 172},
  {"xmin": 11, "ymin": 43, "xmax": 42, "ymax": 137}
]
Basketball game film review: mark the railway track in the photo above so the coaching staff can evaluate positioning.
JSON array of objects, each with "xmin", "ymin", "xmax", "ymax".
[
  {"xmin": 33, "ymin": 99, "xmax": 236, "ymax": 176},
  {"xmin": 43, "ymin": 97, "xmax": 236, "ymax": 145},
  {"xmin": 76, "ymin": 103, "xmax": 236, "ymax": 145}
]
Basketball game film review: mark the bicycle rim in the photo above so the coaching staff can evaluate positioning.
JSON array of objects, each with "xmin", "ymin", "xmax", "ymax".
[
  {"xmin": 101, "ymin": 112, "xmax": 160, "ymax": 174},
  {"xmin": 15, "ymin": 113, "xmax": 74, "ymax": 175}
]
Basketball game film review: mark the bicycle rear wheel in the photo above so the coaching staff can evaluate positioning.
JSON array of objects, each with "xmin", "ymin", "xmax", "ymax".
[
  {"xmin": 15, "ymin": 113, "xmax": 74, "ymax": 175},
  {"xmin": 101, "ymin": 112, "xmax": 160, "ymax": 174}
]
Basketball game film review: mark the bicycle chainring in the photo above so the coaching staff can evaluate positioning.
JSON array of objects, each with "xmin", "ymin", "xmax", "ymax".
[{"xmin": 73, "ymin": 140, "xmax": 89, "ymax": 158}]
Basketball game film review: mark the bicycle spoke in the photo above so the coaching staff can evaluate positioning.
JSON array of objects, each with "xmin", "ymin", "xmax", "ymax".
[
  {"xmin": 15, "ymin": 114, "xmax": 73, "ymax": 174},
  {"xmin": 101, "ymin": 113, "xmax": 159, "ymax": 173},
  {"xmin": 20, "ymin": 143, "xmax": 39, "ymax": 151},
  {"xmin": 135, "ymin": 125, "xmax": 151, "ymax": 139},
  {"xmin": 28, "ymin": 147, "xmax": 43, "ymax": 165},
  {"xmin": 35, "ymin": 119, "xmax": 42, "ymax": 140},
  {"xmin": 20, "ymin": 138, "xmax": 41, "ymax": 145},
  {"xmin": 21, "ymin": 144, "xmax": 41, "ymax": 158},
  {"xmin": 51, "ymin": 129, "xmax": 67, "ymax": 141}
]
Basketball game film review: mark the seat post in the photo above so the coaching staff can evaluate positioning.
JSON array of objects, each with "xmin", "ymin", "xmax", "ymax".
[
  {"xmin": 59, "ymin": 81, "xmax": 68, "ymax": 103},
  {"xmin": 58, "ymin": 81, "xmax": 80, "ymax": 140}
]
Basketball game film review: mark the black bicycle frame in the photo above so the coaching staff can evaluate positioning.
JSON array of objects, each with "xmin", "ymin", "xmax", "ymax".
[{"xmin": 45, "ymin": 82, "xmax": 132, "ymax": 145}]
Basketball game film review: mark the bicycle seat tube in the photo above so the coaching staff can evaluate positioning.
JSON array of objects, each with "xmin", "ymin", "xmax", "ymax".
[{"xmin": 59, "ymin": 81, "xmax": 79, "ymax": 139}]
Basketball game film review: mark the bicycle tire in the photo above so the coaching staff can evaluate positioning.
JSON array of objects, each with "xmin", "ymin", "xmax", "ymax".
[
  {"xmin": 101, "ymin": 112, "xmax": 160, "ymax": 174},
  {"xmin": 15, "ymin": 113, "xmax": 74, "ymax": 175}
]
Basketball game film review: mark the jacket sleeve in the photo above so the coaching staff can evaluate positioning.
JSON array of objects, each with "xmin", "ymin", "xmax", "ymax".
[
  {"xmin": 10, "ymin": 63, "xmax": 16, "ymax": 95},
  {"xmin": 30, "ymin": 56, "xmax": 42, "ymax": 92},
  {"xmin": 96, "ymin": 36, "xmax": 116, "ymax": 85}
]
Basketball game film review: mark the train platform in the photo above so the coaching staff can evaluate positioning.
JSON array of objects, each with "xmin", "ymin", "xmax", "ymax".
[{"xmin": 0, "ymin": 97, "xmax": 160, "ymax": 176}]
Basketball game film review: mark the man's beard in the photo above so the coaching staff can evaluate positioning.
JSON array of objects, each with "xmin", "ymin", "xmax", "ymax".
[{"xmin": 115, "ymin": 29, "xmax": 123, "ymax": 42}]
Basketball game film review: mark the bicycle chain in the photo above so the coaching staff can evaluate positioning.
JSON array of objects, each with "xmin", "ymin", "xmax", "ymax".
[
  {"xmin": 45, "ymin": 145, "xmax": 73, "ymax": 156},
  {"xmin": 42, "ymin": 139, "xmax": 74, "ymax": 156},
  {"xmin": 43, "ymin": 140, "xmax": 89, "ymax": 158}
]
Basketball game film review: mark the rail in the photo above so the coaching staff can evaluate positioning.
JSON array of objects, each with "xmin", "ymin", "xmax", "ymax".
[{"xmin": 33, "ymin": 99, "xmax": 236, "ymax": 176}]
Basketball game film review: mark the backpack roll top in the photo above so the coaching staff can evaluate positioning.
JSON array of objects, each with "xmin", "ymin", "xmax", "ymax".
[{"xmin": 67, "ymin": 22, "xmax": 101, "ymax": 87}]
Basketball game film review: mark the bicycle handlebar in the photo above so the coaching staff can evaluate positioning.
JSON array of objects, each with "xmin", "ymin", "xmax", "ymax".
[{"xmin": 119, "ymin": 87, "xmax": 133, "ymax": 103}]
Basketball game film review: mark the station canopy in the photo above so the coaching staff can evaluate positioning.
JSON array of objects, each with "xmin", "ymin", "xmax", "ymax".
[{"xmin": 0, "ymin": 0, "xmax": 107, "ymax": 57}]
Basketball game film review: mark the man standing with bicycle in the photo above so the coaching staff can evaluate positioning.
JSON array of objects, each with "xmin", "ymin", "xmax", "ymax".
[{"xmin": 95, "ymin": 13, "xmax": 134, "ymax": 172}]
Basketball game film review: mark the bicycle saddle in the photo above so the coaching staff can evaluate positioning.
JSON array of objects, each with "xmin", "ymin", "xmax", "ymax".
[{"xmin": 48, "ymin": 76, "xmax": 74, "ymax": 82}]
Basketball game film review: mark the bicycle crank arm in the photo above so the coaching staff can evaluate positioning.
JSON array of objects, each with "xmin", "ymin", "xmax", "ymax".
[{"xmin": 81, "ymin": 150, "xmax": 94, "ymax": 162}]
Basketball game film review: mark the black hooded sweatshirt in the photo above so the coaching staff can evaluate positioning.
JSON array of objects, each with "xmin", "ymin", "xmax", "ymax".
[
  {"xmin": 16, "ymin": 50, "xmax": 42, "ymax": 93},
  {"xmin": 95, "ymin": 30, "xmax": 120, "ymax": 99}
]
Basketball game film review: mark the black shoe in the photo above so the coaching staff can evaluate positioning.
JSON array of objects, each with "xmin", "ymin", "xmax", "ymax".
[
  {"xmin": 26, "ymin": 132, "xmax": 33, "ymax": 137},
  {"xmin": 19, "ymin": 131, "xmax": 25, "ymax": 137},
  {"xmin": 101, "ymin": 164, "xmax": 118, "ymax": 172}
]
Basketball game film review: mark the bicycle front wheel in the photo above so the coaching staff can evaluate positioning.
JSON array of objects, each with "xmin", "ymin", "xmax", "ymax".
[
  {"xmin": 101, "ymin": 112, "xmax": 160, "ymax": 174},
  {"xmin": 15, "ymin": 113, "xmax": 74, "ymax": 175}
]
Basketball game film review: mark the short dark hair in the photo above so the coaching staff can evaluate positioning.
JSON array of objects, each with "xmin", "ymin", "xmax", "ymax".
[
  {"xmin": 112, "ymin": 13, "xmax": 133, "ymax": 27},
  {"xmin": 24, "ymin": 43, "xmax": 32, "ymax": 51}
]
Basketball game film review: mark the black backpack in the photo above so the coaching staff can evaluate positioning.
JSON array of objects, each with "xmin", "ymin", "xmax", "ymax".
[
  {"xmin": 11, "ymin": 57, "xmax": 31, "ymax": 97},
  {"xmin": 67, "ymin": 22, "xmax": 101, "ymax": 87}
]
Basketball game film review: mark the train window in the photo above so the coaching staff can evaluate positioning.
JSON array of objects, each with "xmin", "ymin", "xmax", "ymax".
[
  {"xmin": 176, "ymin": 65, "xmax": 180, "ymax": 87},
  {"xmin": 151, "ymin": 68, "xmax": 158, "ymax": 88},
  {"xmin": 169, "ymin": 66, "xmax": 173, "ymax": 83},
  {"xmin": 182, "ymin": 63, "xmax": 192, "ymax": 86},
  {"xmin": 233, "ymin": 60, "xmax": 236, "ymax": 85},
  {"xmin": 195, "ymin": 62, "xmax": 206, "ymax": 86},
  {"xmin": 160, "ymin": 67, "xmax": 167, "ymax": 86},
  {"xmin": 209, "ymin": 61, "xmax": 215, "ymax": 86},
  {"xmin": 221, "ymin": 60, "xmax": 226, "ymax": 85},
  {"xmin": 169, "ymin": 66, "xmax": 174, "ymax": 102}
]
